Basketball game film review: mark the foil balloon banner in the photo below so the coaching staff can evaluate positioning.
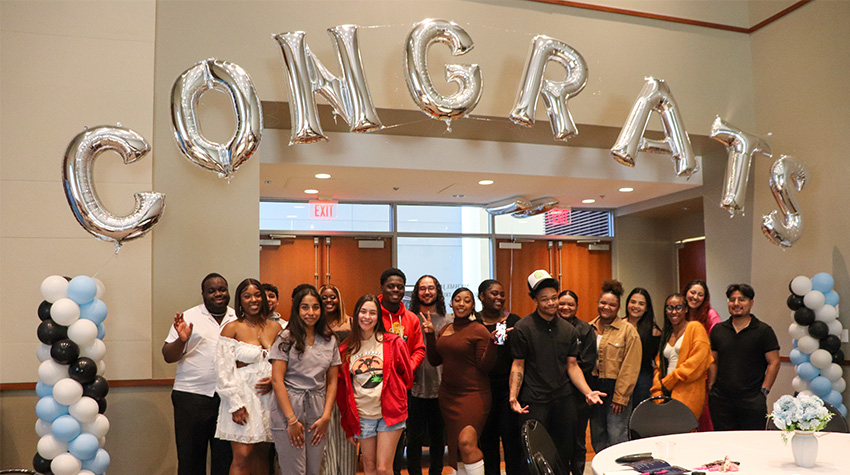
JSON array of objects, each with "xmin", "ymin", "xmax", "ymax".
[
  {"xmin": 611, "ymin": 77, "xmax": 697, "ymax": 177},
  {"xmin": 273, "ymin": 25, "xmax": 382, "ymax": 145},
  {"xmin": 484, "ymin": 197, "xmax": 532, "ymax": 216},
  {"xmin": 62, "ymin": 126, "xmax": 165, "ymax": 251},
  {"xmin": 171, "ymin": 58, "xmax": 262, "ymax": 179},
  {"xmin": 510, "ymin": 35, "xmax": 588, "ymax": 142},
  {"xmin": 762, "ymin": 156, "xmax": 807, "ymax": 248},
  {"xmin": 513, "ymin": 197, "xmax": 559, "ymax": 218},
  {"xmin": 404, "ymin": 18, "xmax": 482, "ymax": 123},
  {"xmin": 710, "ymin": 116, "xmax": 772, "ymax": 215}
]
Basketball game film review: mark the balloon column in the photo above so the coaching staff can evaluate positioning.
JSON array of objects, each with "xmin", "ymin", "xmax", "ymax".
[
  {"xmin": 35, "ymin": 275, "xmax": 111, "ymax": 475},
  {"xmin": 787, "ymin": 272, "xmax": 846, "ymax": 417}
]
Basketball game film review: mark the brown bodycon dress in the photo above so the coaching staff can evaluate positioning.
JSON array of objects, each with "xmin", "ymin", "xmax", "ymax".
[{"xmin": 425, "ymin": 317, "xmax": 497, "ymax": 469}]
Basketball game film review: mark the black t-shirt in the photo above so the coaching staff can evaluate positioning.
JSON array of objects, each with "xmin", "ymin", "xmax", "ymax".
[
  {"xmin": 564, "ymin": 316, "xmax": 597, "ymax": 378},
  {"xmin": 512, "ymin": 311, "xmax": 579, "ymax": 403},
  {"xmin": 710, "ymin": 314, "xmax": 780, "ymax": 396},
  {"xmin": 482, "ymin": 313, "xmax": 521, "ymax": 383}
]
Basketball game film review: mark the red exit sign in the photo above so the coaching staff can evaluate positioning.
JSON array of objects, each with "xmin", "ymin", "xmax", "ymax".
[
  {"xmin": 310, "ymin": 200, "xmax": 337, "ymax": 219},
  {"xmin": 546, "ymin": 208, "xmax": 572, "ymax": 225}
]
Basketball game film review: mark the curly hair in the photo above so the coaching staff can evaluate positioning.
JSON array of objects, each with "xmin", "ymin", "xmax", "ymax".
[{"xmin": 409, "ymin": 275, "xmax": 446, "ymax": 316}]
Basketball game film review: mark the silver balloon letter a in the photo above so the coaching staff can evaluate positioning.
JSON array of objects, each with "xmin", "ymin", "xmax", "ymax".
[
  {"xmin": 273, "ymin": 25, "xmax": 382, "ymax": 144},
  {"xmin": 171, "ymin": 58, "xmax": 263, "ymax": 179},
  {"xmin": 62, "ymin": 126, "xmax": 165, "ymax": 250},
  {"xmin": 404, "ymin": 18, "xmax": 482, "ymax": 123},
  {"xmin": 611, "ymin": 77, "xmax": 697, "ymax": 177},
  {"xmin": 710, "ymin": 116, "xmax": 772, "ymax": 215},
  {"xmin": 762, "ymin": 156, "xmax": 807, "ymax": 248},
  {"xmin": 510, "ymin": 35, "xmax": 588, "ymax": 141}
]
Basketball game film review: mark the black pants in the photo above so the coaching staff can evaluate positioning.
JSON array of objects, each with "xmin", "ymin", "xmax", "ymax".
[
  {"xmin": 406, "ymin": 395, "xmax": 445, "ymax": 475},
  {"xmin": 480, "ymin": 380, "xmax": 522, "ymax": 475},
  {"xmin": 519, "ymin": 395, "xmax": 577, "ymax": 475},
  {"xmin": 571, "ymin": 392, "xmax": 591, "ymax": 475},
  {"xmin": 172, "ymin": 390, "xmax": 232, "ymax": 475},
  {"xmin": 709, "ymin": 388, "xmax": 767, "ymax": 431}
]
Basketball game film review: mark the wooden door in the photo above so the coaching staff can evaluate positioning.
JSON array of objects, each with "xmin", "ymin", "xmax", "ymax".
[{"xmin": 677, "ymin": 239, "xmax": 706, "ymax": 292}]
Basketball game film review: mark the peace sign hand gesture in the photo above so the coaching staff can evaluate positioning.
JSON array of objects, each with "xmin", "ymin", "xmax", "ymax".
[{"xmin": 420, "ymin": 312, "xmax": 435, "ymax": 334}]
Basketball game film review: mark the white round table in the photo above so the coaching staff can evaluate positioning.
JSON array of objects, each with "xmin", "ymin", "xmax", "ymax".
[{"xmin": 591, "ymin": 430, "xmax": 850, "ymax": 474}]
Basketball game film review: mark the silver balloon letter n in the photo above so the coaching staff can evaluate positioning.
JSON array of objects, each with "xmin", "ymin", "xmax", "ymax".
[
  {"xmin": 611, "ymin": 77, "xmax": 697, "ymax": 177},
  {"xmin": 62, "ymin": 126, "xmax": 165, "ymax": 250}
]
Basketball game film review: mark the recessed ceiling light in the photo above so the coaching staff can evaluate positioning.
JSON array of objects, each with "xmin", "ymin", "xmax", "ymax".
[
  {"xmin": 582, "ymin": 199, "xmax": 596, "ymax": 204},
  {"xmin": 452, "ymin": 194, "xmax": 465, "ymax": 198},
  {"xmin": 619, "ymin": 187, "xmax": 634, "ymax": 192},
  {"xmin": 304, "ymin": 189, "xmax": 318, "ymax": 194},
  {"xmin": 264, "ymin": 180, "xmax": 272, "ymax": 184},
  {"xmin": 315, "ymin": 173, "xmax": 331, "ymax": 179},
  {"xmin": 478, "ymin": 179, "xmax": 494, "ymax": 185}
]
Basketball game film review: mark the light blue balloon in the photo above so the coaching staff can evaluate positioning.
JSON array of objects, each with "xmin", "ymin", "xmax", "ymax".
[
  {"xmin": 790, "ymin": 348, "xmax": 809, "ymax": 365},
  {"xmin": 792, "ymin": 339, "xmax": 798, "ymax": 349},
  {"xmin": 36, "ymin": 381, "xmax": 53, "ymax": 398},
  {"xmin": 811, "ymin": 273, "xmax": 834, "ymax": 293},
  {"xmin": 81, "ymin": 448, "xmax": 110, "ymax": 474},
  {"xmin": 825, "ymin": 290, "xmax": 840, "ymax": 307},
  {"xmin": 797, "ymin": 362, "xmax": 820, "ymax": 381},
  {"xmin": 68, "ymin": 276, "xmax": 98, "ymax": 305},
  {"xmin": 35, "ymin": 396, "xmax": 69, "ymax": 422},
  {"xmin": 80, "ymin": 299, "xmax": 108, "ymax": 325},
  {"xmin": 810, "ymin": 376, "xmax": 832, "ymax": 397},
  {"xmin": 825, "ymin": 390, "xmax": 843, "ymax": 408},
  {"xmin": 51, "ymin": 414, "xmax": 81, "ymax": 442},
  {"xmin": 97, "ymin": 322, "xmax": 106, "ymax": 340},
  {"xmin": 69, "ymin": 432, "xmax": 100, "ymax": 460},
  {"xmin": 838, "ymin": 404, "xmax": 847, "ymax": 418}
]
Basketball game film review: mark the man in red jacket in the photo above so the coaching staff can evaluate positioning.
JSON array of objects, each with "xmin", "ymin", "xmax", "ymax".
[{"xmin": 378, "ymin": 268, "xmax": 426, "ymax": 371}]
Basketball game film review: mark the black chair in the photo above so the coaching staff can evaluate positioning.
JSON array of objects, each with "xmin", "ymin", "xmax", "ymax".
[
  {"xmin": 628, "ymin": 396, "xmax": 698, "ymax": 440},
  {"xmin": 521, "ymin": 419, "xmax": 568, "ymax": 475},
  {"xmin": 765, "ymin": 400, "xmax": 849, "ymax": 433}
]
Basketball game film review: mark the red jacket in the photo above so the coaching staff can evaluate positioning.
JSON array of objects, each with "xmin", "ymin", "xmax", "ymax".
[
  {"xmin": 378, "ymin": 294, "xmax": 426, "ymax": 372},
  {"xmin": 336, "ymin": 333, "xmax": 413, "ymax": 437}
]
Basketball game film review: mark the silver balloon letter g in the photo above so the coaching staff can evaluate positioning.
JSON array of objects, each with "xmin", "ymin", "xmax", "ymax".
[{"xmin": 62, "ymin": 126, "xmax": 165, "ymax": 250}]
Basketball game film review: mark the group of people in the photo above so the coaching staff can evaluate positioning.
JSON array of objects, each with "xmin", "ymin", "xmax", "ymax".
[{"xmin": 163, "ymin": 269, "xmax": 781, "ymax": 475}]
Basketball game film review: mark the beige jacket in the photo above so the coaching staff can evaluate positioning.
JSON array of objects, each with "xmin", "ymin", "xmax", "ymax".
[{"xmin": 591, "ymin": 316, "xmax": 642, "ymax": 406}]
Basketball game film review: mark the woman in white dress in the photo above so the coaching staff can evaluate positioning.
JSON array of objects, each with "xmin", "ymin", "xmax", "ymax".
[{"xmin": 216, "ymin": 278, "xmax": 283, "ymax": 474}]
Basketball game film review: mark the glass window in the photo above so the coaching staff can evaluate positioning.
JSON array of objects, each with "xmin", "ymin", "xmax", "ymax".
[
  {"xmin": 397, "ymin": 205, "xmax": 489, "ymax": 234},
  {"xmin": 260, "ymin": 201, "xmax": 391, "ymax": 232}
]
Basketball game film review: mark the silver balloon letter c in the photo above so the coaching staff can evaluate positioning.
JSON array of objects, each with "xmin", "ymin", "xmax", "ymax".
[{"xmin": 762, "ymin": 156, "xmax": 807, "ymax": 248}]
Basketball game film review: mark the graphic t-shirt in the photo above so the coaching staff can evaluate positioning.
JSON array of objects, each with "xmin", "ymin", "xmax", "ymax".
[{"xmin": 350, "ymin": 335, "xmax": 384, "ymax": 419}]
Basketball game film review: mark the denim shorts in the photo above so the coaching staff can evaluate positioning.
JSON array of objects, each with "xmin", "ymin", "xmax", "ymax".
[{"xmin": 357, "ymin": 417, "xmax": 406, "ymax": 439}]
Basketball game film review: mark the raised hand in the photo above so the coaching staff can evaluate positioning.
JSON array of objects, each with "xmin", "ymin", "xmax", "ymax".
[
  {"xmin": 420, "ymin": 311, "xmax": 435, "ymax": 334},
  {"xmin": 173, "ymin": 312, "xmax": 193, "ymax": 342}
]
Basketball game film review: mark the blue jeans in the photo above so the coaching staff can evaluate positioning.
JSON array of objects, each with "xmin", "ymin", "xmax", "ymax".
[
  {"xmin": 589, "ymin": 378, "xmax": 631, "ymax": 452},
  {"xmin": 631, "ymin": 368, "xmax": 654, "ymax": 407}
]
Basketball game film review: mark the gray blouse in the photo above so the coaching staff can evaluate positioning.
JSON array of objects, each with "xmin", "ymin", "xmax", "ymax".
[{"xmin": 269, "ymin": 329, "xmax": 342, "ymax": 391}]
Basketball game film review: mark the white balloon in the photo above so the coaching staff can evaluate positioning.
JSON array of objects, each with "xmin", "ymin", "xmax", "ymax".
[
  {"xmin": 35, "ymin": 418, "xmax": 53, "ymax": 437},
  {"xmin": 791, "ymin": 376, "xmax": 807, "ymax": 392},
  {"xmin": 69, "ymin": 397, "xmax": 98, "ymax": 424},
  {"xmin": 38, "ymin": 359, "xmax": 70, "ymax": 386},
  {"xmin": 52, "ymin": 378, "xmax": 84, "ymax": 406},
  {"xmin": 823, "ymin": 363, "xmax": 843, "ymax": 382},
  {"xmin": 97, "ymin": 359, "xmax": 106, "ymax": 376},
  {"xmin": 41, "ymin": 275, "xmax": 70, "ymax": 303},
  {"xmin": 80, "ymin": 339, "xmax": 107, "ymax": 361},
  {"xmin": 810, "ymin": 349, "xmax": 833, "ymax": 369},
  {"xmin": 815, "ymin": 304, "xmax": 837, "ymax": 323},
  {"xmin": 51, "ymin": 452, "xmax": 82, "ymax": 475},
  {"xmin": 833, "ymin": 378, "xmax": 846, "ymax": 393},
  {"xmin": 82, "ymin": 414, "xmax": 110, "ymax": 438},
  {"xmin": 828, "ymin": 319, "xmax": 843, "ymax": 336},
  {"xmin": 51, "ymin": 298, "xmax": 81, "ymax": 326},
  {"xmin": 799, "ymin": 389, "xmax": 814, "ymax": 397},
  {"xmin": 37, "ymin": 433, "xmax": 68, "ymax": 459},
  {"xmin": 67, "ymin": 319, "xmax": 98, "ymax": 346},
  {"xmin": 789, "ymin": 322, "xmax": 807, "ymax": 339},
  {"xmin": 81, "ymin": 470, "xmax": 97, "ymax": 475},
  {"xmin": 790, "ymin": 276, "xmax": 813, "ymax": 296},
  {"xmin": 804, "ymin": 290, "xmax": 825, "ymax": 311},
  {"xmin": 797, "ymin": 336, "xmax": 819, "ymax": 354},
  {"xmin": 93, "ymin": 278, "xmax": 105, "ymax": 300},
  {"xmin": 37, "ymin": 343, "xmax": 53, "ymax": 362},
  {"xmin": 99, "ymin": 437, "xmax": 106, "ymax": 448}
]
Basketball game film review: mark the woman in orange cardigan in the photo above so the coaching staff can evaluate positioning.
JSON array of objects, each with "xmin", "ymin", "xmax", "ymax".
[{"xmin": 651, "ymin": 294, "xmax": 713, "ymax": 418}]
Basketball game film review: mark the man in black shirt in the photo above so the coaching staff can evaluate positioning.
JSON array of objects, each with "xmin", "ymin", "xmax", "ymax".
[
  {"xmin": 708, "ymin": 283, "xmax": 781, "ymax": 430},
  {"xmin": 510, "ymin": 270, "xmax": 604, "ymax": 473}
]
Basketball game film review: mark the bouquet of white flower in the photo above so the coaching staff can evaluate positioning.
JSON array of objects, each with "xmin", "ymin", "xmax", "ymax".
[{"xmin": 769, "ymin": 394, "xmax": 833, "ymax": 441}]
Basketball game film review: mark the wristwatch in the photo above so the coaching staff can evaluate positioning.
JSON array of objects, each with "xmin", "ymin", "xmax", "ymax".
[{"xmin": 761, "ymin": 387, "xmax": 770, "ymax": 396}]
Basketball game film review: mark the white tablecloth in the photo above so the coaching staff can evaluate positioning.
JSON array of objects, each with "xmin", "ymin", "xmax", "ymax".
[{"xmin": 591, "ymin": 430, "xmax": 850, "ymax": 474}]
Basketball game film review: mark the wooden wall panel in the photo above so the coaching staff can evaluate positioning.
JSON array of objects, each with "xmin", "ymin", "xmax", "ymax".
[
  {"xmin": 678, "ymin": 239, "xmax": 707, "ymax": 292},
  {"xmin": 558, "ymin": 242, "xmax": 613, "ymax": 323},
  {"xmin": 325, "ymin": 237, "xmax": 392, "ymax": 315},
  {"xmin": 496, "ymin": 240, "xmax": 552, "ymax": 318}
]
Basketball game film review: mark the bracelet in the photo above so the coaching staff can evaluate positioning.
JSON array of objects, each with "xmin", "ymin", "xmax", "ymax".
[{"xmin": 286, "ymin": 414, "xmax": 297, "ymax": 422}]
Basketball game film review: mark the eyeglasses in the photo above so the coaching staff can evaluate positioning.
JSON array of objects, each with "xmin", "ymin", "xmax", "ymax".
[
  {"xmin": 418, "ymin": 286, "xmax": 437, "ymax": 292},
  {"xmin": 728, "ymin": 297, "xmax": 750, "ymax": 303},
  {"xmin": 321, "ymin": 295, "xmax": 338, "ymax": 301},
  {"xmin": 665, "ymin": 304, "xmax": 685, "ymax": 312}
]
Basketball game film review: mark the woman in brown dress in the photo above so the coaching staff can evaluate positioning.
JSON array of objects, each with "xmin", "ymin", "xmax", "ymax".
[{"xmin": 421, "ymin": 287, "xmax": 496, "ymax": 475}]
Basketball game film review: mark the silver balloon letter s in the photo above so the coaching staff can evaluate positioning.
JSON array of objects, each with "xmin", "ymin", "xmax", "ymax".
[
  {"xmin": 510, "ymin": 35, "xmax": 588, "ymax": 141},
  {"xmin": 62, "ymin": 126, "xmax": 165, "ymax": 249},
  {"xmin": 710, "ymin": 116, "xmax": 772, "ymax": 215},
  {"xmin": 762, "ymin": 156, "xmax": 807, "ymax": 248},
  {"xmin": 611, "ymin": 77, "xmax": 697, "ymax": 177},
  {"xmin": 171, "ymin": 58, "xmax": 262, "ymax": 179},
  {"xmin": 404, "ymin": 19, "xmax": 482, "ymax": 122},
  {"xmin": 273, "ymin": 25, "xmax": 382, "ymax": 144}
]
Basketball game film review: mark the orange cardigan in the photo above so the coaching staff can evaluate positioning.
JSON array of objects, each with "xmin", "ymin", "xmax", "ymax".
[{"xmin": 651, "ymin": 321, "xmax": 713, "ymax": 418}]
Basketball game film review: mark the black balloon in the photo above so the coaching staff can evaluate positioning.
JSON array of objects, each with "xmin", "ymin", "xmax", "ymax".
[
  {"xmin": 833, "ymin": 349, "xmax": 845, "ymax": 364},
  {"xmin": 83, "ymin": 376, "xmax": 109, "ymax": 399},
  {"xmin": 95, "ymin": 396, "xmax": 107, "ymax": 414},
  {"xmin": 50, "ymin": 339, "xmax": 80, "ymax": 365},
  {"xmin": 787, "ymin": 294, "xmax": 804, "ymax": 311},
  {"xmin": 38, "ymin": 300, "xmax": 53, "ymax": 321},
  {"xmin": 68, "ymin": 357, "xmax": 97, "ymax": 384},
  {"xmin": 37, "ymin": 319, "xmax": 68, "ymax": 345},
  {"xmin": 821, "ymin": 335, "xmax": 842, "ymax": 354},
  {"xmin": 33, "ymin": 452, "xmax": 52, "ymax": 473},
  {"xmin": 794, "ymin": 307, "xmax": 816, "ymax": 326},
  {"xmin": 808, "ymin": 321, "xmax": 829, "ymax": 339}
]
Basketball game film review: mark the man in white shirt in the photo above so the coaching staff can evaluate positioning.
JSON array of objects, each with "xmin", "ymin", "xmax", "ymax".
[{"xmin": 163, "ymin": 273, "xmax": 236, "ymax": 475}]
